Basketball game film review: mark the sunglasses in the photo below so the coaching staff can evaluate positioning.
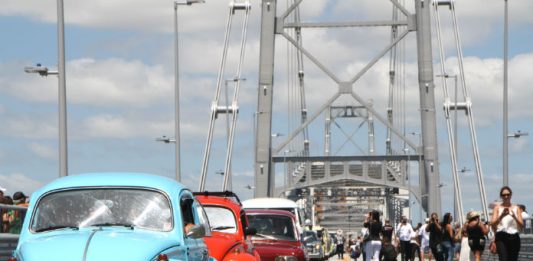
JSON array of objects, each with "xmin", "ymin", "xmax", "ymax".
[{"xmin": 501, "ymin": 193, "xmax": 511, "ymax": 197}]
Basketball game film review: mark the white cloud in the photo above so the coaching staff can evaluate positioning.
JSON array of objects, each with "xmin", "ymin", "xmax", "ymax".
[
  {"xmin": 0, "ymin": 0, "xmax": 258, "ymax": 33},
  {"xmin": 1, "ymin": 58, "xmax": 172, "ymax": 107},
  {"xmin": 27, "ymin": 143, "xmax": 56, "ymax": 159},
  {"xmin": 0, "ymin": 114, "xmax": 57, "ymax": 139},
  {"xmin": 1, "ymin": 0, "xmax": 531, "ymax": 42},
  {"xmin": 510, "ymin": 137, "xmax": 528, "ymax": 153},
  {"xmin": 0, "ymin": 173, "xmax": 44, "ymax": 198}
]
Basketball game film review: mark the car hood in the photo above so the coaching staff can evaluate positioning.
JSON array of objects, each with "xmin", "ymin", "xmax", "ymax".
[{"xmin": 18, "ymin": 228, "xmax": 179, "ymax": 261}]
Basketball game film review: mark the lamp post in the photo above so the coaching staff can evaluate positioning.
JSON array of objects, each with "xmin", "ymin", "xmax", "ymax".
[
  {"xmin": 503, "ymin": 0, "xmax": 509, "ymax": 187},
  {"xmin": 23, "ymin": 0, "xmax": 68, "ymax": 178},
  {"xmin": 501, "ymin": 0, "xmax": 529, "ymax": 186},
  {"xmin": 173, "ymin": 0, "xmax": 204, "ymax": 182},
  {"xmin": 57, "ymin": 0, "xmax": 67, "ymax": 178}
]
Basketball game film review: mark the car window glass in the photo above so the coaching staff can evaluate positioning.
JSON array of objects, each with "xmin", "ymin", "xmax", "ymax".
[
  {"xmin": 240, "ymin": 210, "xmax": 248, "ymax": 231},
  {"xmin": 31, "ymin": 188, "xmax": 172, "ymax": 232},
  {"xmin": 181, "ymin": 196, "xmax": 195, "ymax": 226},
  {"xmin": 194, "ymin": 203, "xmax": 211, "ymax": 236},
  {"xmin": 248, "ymin": 214, "xmax": 297, "ymax": 241},
  {"xmin": 204, "ymin": 206, "xmax": 237, "ymax": 233}
]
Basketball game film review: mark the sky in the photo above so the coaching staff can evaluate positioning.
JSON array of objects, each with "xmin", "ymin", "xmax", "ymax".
[{"xmin": 1, "ymin": 0, "xmax": 532, "ymax": 222}]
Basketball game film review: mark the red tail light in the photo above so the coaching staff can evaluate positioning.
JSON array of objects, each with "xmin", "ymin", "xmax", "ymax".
[
  {"xmin": 157, "ymin": 254, "xmax": 169, "ymax": 261},
  {"xmin": 7, "ymin": 258, "xmax": 17, "ymax": 261}
]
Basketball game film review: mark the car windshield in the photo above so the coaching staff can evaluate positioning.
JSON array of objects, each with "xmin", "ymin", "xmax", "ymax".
[
  {"xmin": 31, "ymin": 188, "xmax": 172, "ymax": 232},
  {"xmin": 204, "ymin": 206, "xmax": 237, "ymax": 233},
  {"xmin": 303, "ymin": 231, "xmax": 318, "ymax": 243},
  {"xmin": 248, "ymin": 214, "xmax": 297, "ymax": 241}
]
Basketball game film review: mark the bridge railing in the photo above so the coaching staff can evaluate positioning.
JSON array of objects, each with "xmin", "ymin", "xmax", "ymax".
[{"xmin": 0, "ymin": 203, "xmax": 27, "ymax": 260}]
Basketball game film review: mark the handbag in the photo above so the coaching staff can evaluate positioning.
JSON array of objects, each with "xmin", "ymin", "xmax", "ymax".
[{"xmin": 489, "ymin": 241, "xmax": 497, "ymax": 254}]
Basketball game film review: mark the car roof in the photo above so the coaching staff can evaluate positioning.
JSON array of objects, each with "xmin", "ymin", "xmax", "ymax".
[
  {"xmin": 195, "ymin": 195, "xmax": 241, "ymax": 212},
  {"xmin": 244, "ymin": 209, "xmax": 296, "ymax": 219},
  {"xmin": 32, "ymin": 172, "xmax": 186, "ymax": 197},
  {"xmin": 242, "ymin": 197, "xmax": 297, "ymax": 209}
]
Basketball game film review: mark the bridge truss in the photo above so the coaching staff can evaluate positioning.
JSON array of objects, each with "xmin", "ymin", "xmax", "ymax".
[{"xmin": 254, "ymin": 0, "xmax": 442, "ymax": 232}]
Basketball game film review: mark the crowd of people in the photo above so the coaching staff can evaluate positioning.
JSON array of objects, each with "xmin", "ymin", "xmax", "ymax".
[
  {"xmin": 0, "ymin": 187, "xmax": 29, "ymax": 233},
  {"xmin": 338, "ymin": 186, "xmax": 529, "ymax": 261}
]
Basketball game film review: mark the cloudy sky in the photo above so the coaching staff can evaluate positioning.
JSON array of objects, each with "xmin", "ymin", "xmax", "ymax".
[{"xmin": 1, "ymin": 0, "xmax": 532, "ymax": 220}]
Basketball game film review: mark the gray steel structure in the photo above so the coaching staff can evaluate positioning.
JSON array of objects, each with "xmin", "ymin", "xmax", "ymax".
[{"xmin": 254, "ymin": 0, "xmax": 441, "ymax": 216}]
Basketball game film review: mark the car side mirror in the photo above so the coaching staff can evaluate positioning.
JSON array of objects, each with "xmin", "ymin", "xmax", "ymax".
[
  {"xmin": 244, "ymin": 227, "xmax": 257, "ymax": 236},
  {"xmin": 186, "ymin": 224, "xmax": 206, "ymax": 239}
]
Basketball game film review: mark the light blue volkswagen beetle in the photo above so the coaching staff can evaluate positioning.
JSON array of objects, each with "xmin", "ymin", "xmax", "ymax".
[{"xmin": 11, "ymin": 172, "xmax": 213, "ymax": 261}]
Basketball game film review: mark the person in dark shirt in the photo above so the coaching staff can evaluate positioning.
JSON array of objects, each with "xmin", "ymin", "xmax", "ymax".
[
  {"xmin": 380, "ymin": 238, "xmax": 398, "ymax": 261},
  {"xmin": 426, "ymin": 212, "xmax": 444, "ymax": 261},
  {"xmin": 440, "ymin": 213, "xmax": 455, "ymax": 261},
  {"xmin": 382, "ymin": 219, "xmax": 394, "ymax": 243},
  {"xmin": 465, "ymin": 211, "xmax": 489, "ymax": 261},
  {"xmin": 364, "ymin": 210, "xmax": 383, "ymax": 261}
]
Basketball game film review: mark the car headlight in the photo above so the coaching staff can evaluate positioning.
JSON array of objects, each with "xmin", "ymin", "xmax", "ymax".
[
  {"xmin": 275, "ymin": 256, "xmax": 297, "ymax": 261},
  {"xmin": 315, "ymin": 244, "xmax": 321, "ymax": 250}
]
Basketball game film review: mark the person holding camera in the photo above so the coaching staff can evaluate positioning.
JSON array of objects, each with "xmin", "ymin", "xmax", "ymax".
[
  {"xmin": 490, "ymin": 186, "xmax": 523, "ymax": 261},
  {"xmin": 426, "ymin": 213, "xmax": 444, "ymax": 261}
]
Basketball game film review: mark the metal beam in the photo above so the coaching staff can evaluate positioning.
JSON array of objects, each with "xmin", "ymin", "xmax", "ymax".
[
  {"xmin": 255, "ymin": 0, "xmax": 277, "ymax": 197},
  {"xmin": 415, "ymin": 0, "xmax": 441, "ymax": 214},
  {"xmin": 283, "ymin": 20, "xmax": 410, "ymax": 28},
  {"xmin": 272, "ymin": 155, "xmax": 423, "ymax": 163}
]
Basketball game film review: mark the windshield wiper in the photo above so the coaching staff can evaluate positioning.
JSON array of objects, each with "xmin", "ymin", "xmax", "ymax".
[
  {"xmin": 35, "ymin": 225, "xmax": 79, "ymax": 232},
  {"xmin": 91, "ymin": 223, "xmax": 135, "ymax": 230},
  {"xmin": 212, "ymin": 226, "xmax": 235, "ymax": 231}
]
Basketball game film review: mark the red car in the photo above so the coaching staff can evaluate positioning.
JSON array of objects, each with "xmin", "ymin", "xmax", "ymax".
[
  {"xmin": 194, "ymin": 191, "xmax": 260, "ymax": 261},
  {"xmin": 245, "ymin": 209, "xmax": 308, "ymax": 261}
]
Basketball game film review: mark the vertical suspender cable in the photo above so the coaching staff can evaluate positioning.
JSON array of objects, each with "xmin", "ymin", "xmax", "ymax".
[
  {"xmin": 450, "ymin": 1, "xmax": 489, "ymax": 221},
  {"xmin": 223, "ymin": 2, "xmax": 252, "ymax": 190},
  {"xmin": 433, "ymin": 1, "xmax": 464, "ymax": 224},
  {"xmin": 199, "ymin": 6, "xmax": 234, "ymax": 191}
]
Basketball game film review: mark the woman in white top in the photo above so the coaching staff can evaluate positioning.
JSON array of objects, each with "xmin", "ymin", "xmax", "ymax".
[{"xmin": 490, "ymin": 186, "xmax": 523, "ymax": 261}]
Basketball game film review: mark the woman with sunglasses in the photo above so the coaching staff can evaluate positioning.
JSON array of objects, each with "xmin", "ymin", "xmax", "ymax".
[{"xmin": 490, "ymin": 186, "xmax": 523, "ymax": 261}]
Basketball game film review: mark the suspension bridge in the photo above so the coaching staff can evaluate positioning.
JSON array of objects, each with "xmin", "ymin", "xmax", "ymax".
[
  {"xmin": 2, "ymin": 0, "xmax": 529, "ymax": 259},
  {"xmin": 195, "ymin": 0, "xmax": 491, "ymax": 235}
]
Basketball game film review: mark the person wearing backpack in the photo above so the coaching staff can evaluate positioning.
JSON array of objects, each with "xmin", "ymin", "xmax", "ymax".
[{"xmin": 465, "ymin": 211, "xmax": 489, "ymax": 261}]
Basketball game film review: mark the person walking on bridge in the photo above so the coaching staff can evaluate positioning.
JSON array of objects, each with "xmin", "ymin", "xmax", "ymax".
[
  {"xmin": 465, "ymin": 211, "xmax": 489, "ymax": 261},
  {"xmin": 426, "ymin": 213, "xmax": 444, "ymax": 261},
  {"xmin": 490, "ymin": 186, "xmax": 523, "ymax": 261},
  {"xmin": 440, "ymin": 213, "xmax": 455, "ymax": 261},
  {"xmin": 363, "ymin": 210, "xmax": 383, "ymax": 261},
  {"xmin": 396, "ymin": 216, "xmax": 414, "ymax": 261}
]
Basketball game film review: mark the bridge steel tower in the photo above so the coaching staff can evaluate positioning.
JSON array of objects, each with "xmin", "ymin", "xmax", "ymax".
[{"xmin": 254, "ymin": 0, "xmax": 441, "ymax": 215}]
